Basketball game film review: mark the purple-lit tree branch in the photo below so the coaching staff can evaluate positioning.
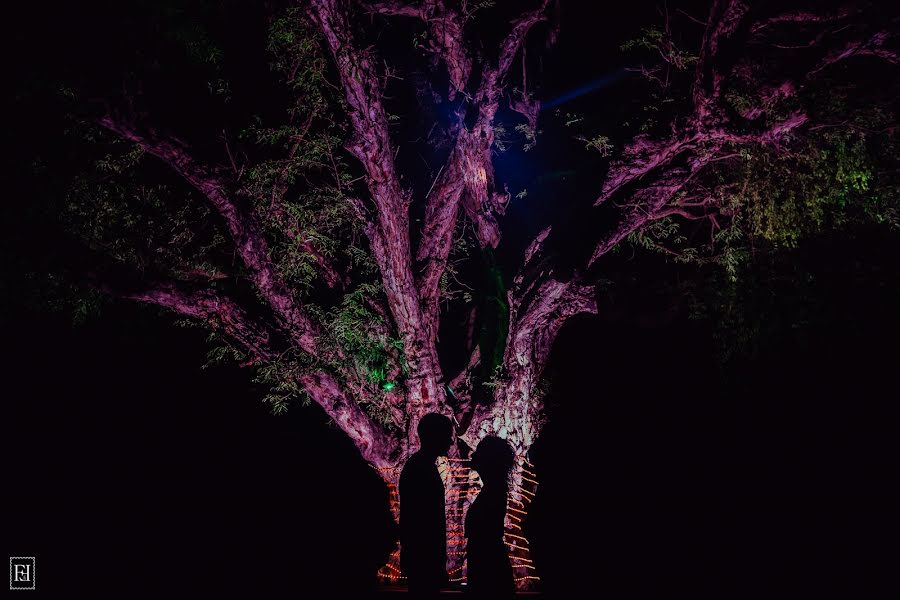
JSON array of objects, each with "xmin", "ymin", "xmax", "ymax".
[{"xmin": 98, "ymin": 113, "xmax": 322, "ymax": 354}]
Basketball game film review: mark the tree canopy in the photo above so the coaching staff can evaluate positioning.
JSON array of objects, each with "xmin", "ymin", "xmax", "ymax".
[{"xmin": 5, "ymin": 0, "xmax": 898, "ymax": 465}]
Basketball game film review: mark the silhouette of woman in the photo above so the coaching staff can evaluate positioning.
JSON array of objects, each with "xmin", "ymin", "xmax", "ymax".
[{"xmin": 465, "ymin": 436, "xmax": 515, "ymax": 598}]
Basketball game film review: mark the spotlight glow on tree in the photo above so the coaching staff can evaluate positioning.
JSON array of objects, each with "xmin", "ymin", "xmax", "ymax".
[{"xmin": 48, "ymin": 0, "xmax": 898, "ymax": 591}]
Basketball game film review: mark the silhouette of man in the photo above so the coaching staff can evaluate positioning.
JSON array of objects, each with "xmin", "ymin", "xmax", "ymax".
[{"xmin": 400, "ymin": 413, "xmax": 454, "ymax": 598}]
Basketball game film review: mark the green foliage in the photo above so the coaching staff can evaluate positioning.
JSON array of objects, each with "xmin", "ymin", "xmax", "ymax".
[
  {"xmin": 620, "ymin": 26, "xmax": 665, "ymax": 53},
  {"xmin": 204, "ymin": 337, "xmax": 248, "ymax": 370},
  {"xmin": 253, "ymin": 354, "xmax": 314, "ymax": 415},
  {"xmin": 462, "ymin": 0, "xmax": 496, "ymax": 21},
  {"xmin": 62, "ymin": 129, "xmax": 229, "ymax": 278},
  {"xmin": 241, "ymin": 11, "xmax": 375, "ymax": 296},
  {"xmin": 578, "ymin": 134, "xmax": 613, "ymax": 157},
  {"xmin": 267, "ymin": 8, "xmax": 331, "ymax": 115},
  {"xmin": 621, "ymin": 26, "xmax": 697, "ymax": 70},
  {"xmin": 562, "ymin": 112, "xmax": 584, "ymax": 128},
  {"xmin": 304, "ymin": 282, "xmax": 407, "ymax": 426},
  {"xmin": 514, "ymin": 123, "xmax": 538, "ymax": 152},
  {"xmin": 737, "ymin": 106, "xmax": 897, "ymax": 249},
  {"xmin": 627, "ymin": 216, "xmax": 686, "ymax": 251},
  {"xmin": 493, "ymin": 121, "xmax": 540, "ymax": 153},
  {"xmin": 150, "ymin": 1, "xmax": 232, "ymax": 101},
  {"xmin": 622, "ymin": 81, "xmax": 898, "ymax": 370},
  {"xmin": 438, "ymin": 226, "xmax": 476, "ymax": 305},
  {"xmin": 624, "ymin": 90, "xmax": 898, "ymax": 283},
  {"xmin": 481, "ymin": 364, "xmax": 506, "ymax": 391},
  {"xmin": 169, "ymin": 21, "xmax": 223, "ymax": 68},
  {"xmin": 20, "ymin": 273, "xmax": 106, "ymax": 325}
]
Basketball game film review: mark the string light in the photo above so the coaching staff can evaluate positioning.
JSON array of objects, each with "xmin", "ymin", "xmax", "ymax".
[{"xmin": 379, "ymin": 456, "xmax": 540, "ymax": 591}]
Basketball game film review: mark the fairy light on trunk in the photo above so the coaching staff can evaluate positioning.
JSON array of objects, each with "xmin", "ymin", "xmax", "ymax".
[{"xmin": 376, "ymin": 455, "xmax": 541, "ymax": 591}]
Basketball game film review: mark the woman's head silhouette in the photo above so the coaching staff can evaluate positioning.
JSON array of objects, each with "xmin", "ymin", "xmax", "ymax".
[{"xmin": 471, "ymin": 436, "xmax": 515, "ymax": 487}]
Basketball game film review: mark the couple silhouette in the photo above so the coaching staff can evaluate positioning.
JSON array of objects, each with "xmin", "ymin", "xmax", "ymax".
[{"xmin": 399, "ymin": 413, "xmax": 515, "ymax": 599}]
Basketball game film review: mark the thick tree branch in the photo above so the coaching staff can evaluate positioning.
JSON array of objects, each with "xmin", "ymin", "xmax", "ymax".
[
  {"xmin": 455, "ymin": 0, "xmax": 552, "ymax": 248},
  {"xmin": 415, "ymin": 142, "xmax": 466, "ymax": 330},
  {"xmin": 309, "ymin": 0, "xmax": 446, "ymax": 415},
  {"xmin": 693, "ymin": 0, "xmax": 750, "ymax": 124},
  {"xmin": 96, "ymin": 276, "xmax": 276, "ymax": 364},
  {"xmin": 463, "ymin": 265, "xmax": 597, "ymax": 451},
  {"xmin": 595, "ymin": 110, "xmax": 809, "ymax": 209},
  {"xmin": 359, "ymin": 1, "xmax": 471, "ymax": 98},
  {"xmin": 299, "ymin": 371, "xmax": 404, "ymax": 467},
  {"xmin": 484, "ymin": 0, "xmax": 552, "ymax": 105},
  {"xmin": 416, "ymin": 1, "xmax": 551, "ymax": 328},
  {"xmin": 93, "ymin": 272, "xmax": 399, "ymax": 466},
  {"xmin": 461, "ymin": 225, "xmax": 596, "ymax": 450},
  {"xmin": 594, "ymin": 134, "xmax": 698, "ymax": 207},
  {"xmin": 98, "ymin": 113, "xmax": 321, "ymax": 354},
  {"xmin": 267, "ymin": 115, "xmax": 342, "ymax": 288},
  {"xmin": 751, "ymin": 7, "xmax": 855, "ymax": 35},
  {"xmin": 811, "ymin": 31, "xmax": 899, "ymax": 74},
  {"xmin": 358, "ymin": 0, "xmax": 424, "ymax": 18},
  {"xmin": 590, "ymin": 110, "xmax": 808, "ymax": 267},
  {"xmin": 421, "ymin": 0, "xmax": 471, "ymax": 99}
]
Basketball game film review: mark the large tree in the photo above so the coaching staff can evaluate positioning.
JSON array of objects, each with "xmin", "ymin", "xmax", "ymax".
[{"xmin": 14, "ymin": 0, "xmax": 898, "ymax": 588}]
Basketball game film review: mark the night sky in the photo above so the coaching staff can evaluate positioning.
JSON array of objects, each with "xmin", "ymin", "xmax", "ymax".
[{"xmin": 4, "ymin": 1, "xmax": 899, "ymax": 598}]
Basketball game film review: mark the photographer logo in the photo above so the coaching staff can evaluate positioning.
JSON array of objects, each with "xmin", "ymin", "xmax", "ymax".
[{"xmin": 9, "ymin": 557, "xmax": 35, "ymax": 591}]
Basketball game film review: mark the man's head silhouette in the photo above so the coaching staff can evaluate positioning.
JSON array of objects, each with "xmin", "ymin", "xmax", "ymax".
[{"xmin": 417, "ymin": 412, "xmax": 453, "ymax": 457}]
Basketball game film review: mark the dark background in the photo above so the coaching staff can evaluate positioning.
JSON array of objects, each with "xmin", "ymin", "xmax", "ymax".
[{"xmin": 4, "ymin": 0, "xmax": 899, "ymax": 597}]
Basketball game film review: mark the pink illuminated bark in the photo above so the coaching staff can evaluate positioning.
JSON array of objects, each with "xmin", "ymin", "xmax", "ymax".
[
  {"xmin": 310, "ymin": 0, "xmax": 446, "ymax": 424},
  {"xmin": 359, "ymin": 1, "xmax": 471, "ymax": 98},
  {"xmin": 98, "ymin": 114, "xmax": 322, "ymax": 355},
  {"xmin": 105, "ymin": 279, "xmax": 276, "ymax": 364},
  {"xmin": 462, "ymin": 228, "xmax": 598, "ymax": 451},
  {"xmin": 96, "ymin": 275, "xmax": 398, "ymax": 466}
]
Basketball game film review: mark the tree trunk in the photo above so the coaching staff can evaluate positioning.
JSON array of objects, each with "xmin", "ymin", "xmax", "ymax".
[{"xmin": 375, "ymin": 454, "xmax": 541, "ymax": 590}]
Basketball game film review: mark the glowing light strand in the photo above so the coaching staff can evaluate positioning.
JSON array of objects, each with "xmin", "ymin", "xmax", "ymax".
[{"xmin": 379, "ymin": 457, "xmax": 541, "ymax": 590}]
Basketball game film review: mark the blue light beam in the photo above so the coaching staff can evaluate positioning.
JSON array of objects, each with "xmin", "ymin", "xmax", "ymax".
[{"xmin": 542, "ymin": 69, "xmax": 629, "ymax": 110}]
